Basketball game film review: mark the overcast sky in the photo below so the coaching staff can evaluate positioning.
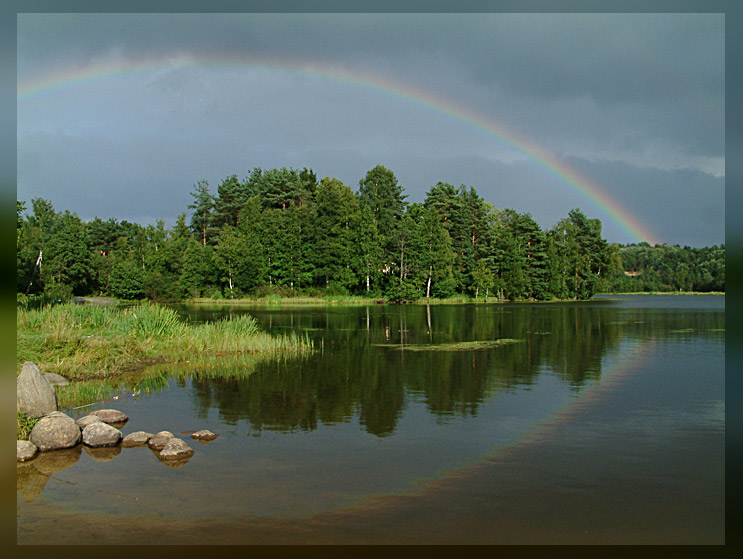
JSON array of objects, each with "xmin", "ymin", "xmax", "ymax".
[{"xmin": 16, "ymin": 12, "xmax": 724, "ymax": 247}]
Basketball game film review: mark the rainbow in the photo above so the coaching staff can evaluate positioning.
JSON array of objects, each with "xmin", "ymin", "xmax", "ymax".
[
  {"xmin": 318, "ymin": 336, "xmax": 654, "ymax": 515},
  {"xmin": 17, "ymin": 54, "xmax": 662, "ymax": 245}
]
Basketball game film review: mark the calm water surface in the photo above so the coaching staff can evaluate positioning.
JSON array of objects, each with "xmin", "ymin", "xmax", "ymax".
[{"xmin": 17, "ymin": 295, "xmax": 725, "ymax": 544}]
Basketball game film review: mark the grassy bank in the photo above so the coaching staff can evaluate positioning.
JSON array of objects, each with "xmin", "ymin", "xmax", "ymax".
[
  {"xmin": 16, "ymin": 302, "xmax": 314, "ymax": 437},
  {"xmin": 189, "ymin": 294, "xmax": 380, "ymax": 306},
  {"xmin": 188, "ymin": 294, "xmax": 504, "ymax": 306},
  {"xmin": 186, "ymin": 294, "xmax": 593, "ymax": 306},
  {"xmin": 17, "ymin": 302, "xmax": 313, "ymax": 404}
]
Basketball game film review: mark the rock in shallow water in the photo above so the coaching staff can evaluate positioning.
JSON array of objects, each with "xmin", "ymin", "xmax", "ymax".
[
  {"xmin": 191, "ymin": 429, "xmax": 218, "ymax": 442},
  {"xmin": 148, "ymin": 431, "xmax": 174, "ymax": 451},
  {"xmin": 17, "ymin": 440, "xmax": 38, "ymax": 462},
  {"xmin": 76, "ymin": 414, "xmax": 103, "ymax": 429},
  {"xmin": 121, "ymin": 431, "xmax": 153, "ymax": 447},
  {"xmin": 89, "ymin": 408, "xmax": 128, "ymax": 425},
  {"xmin": 158, "ymin": 438, "xmax": 194, "ymax": 461},
  {"xmin": 82, "ymin": 422, "xmax": 122, "ymax": 448},
  {"xmin": 29, "ymin": 412, "xmax": 81, "ymax": 452}
]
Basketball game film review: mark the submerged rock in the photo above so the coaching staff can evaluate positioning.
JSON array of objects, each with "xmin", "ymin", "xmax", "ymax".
[
  {"xmin": 17, "ymin": 440, "xmax": 38, "ymax": 462},
  {"xmin": 89, "ymin": 409, "xmax": 128, "ymax": 425},
  {"xmin": 82, "ymin": 422, "xmax": 122, "ymax": 448},
  {"xmin": 158, "ymin": 438, "xmax": 194, "ymax": 461},
  {"xmin": 191, "ymin": 430, "xmax": 218, "ymax": 442},
  {"xmin": 29, "ymin": 412, "xmax": 81, "ymax": 452},
  {"xmin": 148, "ymin": 431, "xmax": 174, "ymax": 451},
  {"xmin": 121, "ymin": 431, "xmax": 153, "ymax": 447},
  {"xmin": 17, "ymin": 362, "xmax": 57, "ymax": 418}
]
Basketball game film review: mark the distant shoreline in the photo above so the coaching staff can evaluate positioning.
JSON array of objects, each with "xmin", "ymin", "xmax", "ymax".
[
  {"xmin": 179, "ymin": 292, "xmax": 725, "ymax": 306},
  {"xmin": 61, "ymin": 291, "xmax": 725, "ymax": 310},
  {"xmin": 594, "ymin": 291, "xmax": 724, "ymax": 296}
]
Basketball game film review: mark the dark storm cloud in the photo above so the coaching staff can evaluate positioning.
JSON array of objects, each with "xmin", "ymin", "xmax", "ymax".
[
  {"xmin": 18, "ymin": 13, "xmax": 723, "ymax": 100},
  {"xmin": 18, "ymin": 12, "xmax": 723, "ymax": 163},
  {"xmin": 16, "ymin": 12, "xmax": 725, "ymax": 246}
]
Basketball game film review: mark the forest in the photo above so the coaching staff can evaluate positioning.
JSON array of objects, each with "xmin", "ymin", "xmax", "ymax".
[{"xmin": 16, "ymin": 165, "xmax": 725, "ymax": 304}]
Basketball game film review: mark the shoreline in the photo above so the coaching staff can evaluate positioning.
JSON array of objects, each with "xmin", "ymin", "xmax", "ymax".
[{"xmin": 181, "ymin": 291, "xmax": 725, "ymax": 306}]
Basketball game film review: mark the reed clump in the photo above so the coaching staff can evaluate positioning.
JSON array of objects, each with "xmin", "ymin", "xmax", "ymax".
[{"xmin": 17, "ymin": 302, "xmax": 314, "ymax": 383}]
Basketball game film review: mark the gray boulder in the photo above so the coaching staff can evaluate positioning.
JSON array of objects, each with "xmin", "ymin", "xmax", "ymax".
[
  {"xmin": 89, "ymin": 408, "xmax": 128, "ymax": 424},
  {"xmin": 29, "ymin": 412, "xmax": 81, "ymax": 451},
  {"xmin": 82, "ymin": 422, "xmax": 122, "ymax": 448},
  {"xmin": 17, "ymin": 440, "xmax": 38, "ymax": 462},
  {"xmin": 17, "ymin": 362, "xmax": 57, "ymax": 418},
  {"xmin": 121, "ymin": 431, "xmax": 153, "ymax": 447},
  {"xmin": 158, "ymin": 437, "xmax": 194, "ymax": 461},
  {"xmin": 44, "ymin": 373, "xmax": 69, "ymax": 387},
  {"xmin": 76, "ymin": 414, "xmax": 104, "ymax": 429},
  {"xmin": 148, "ymin": 431, "xmax": 174, "ymax": 451}
]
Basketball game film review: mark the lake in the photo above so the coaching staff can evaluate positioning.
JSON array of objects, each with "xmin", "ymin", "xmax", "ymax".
[{"xmin": 16, "ymin": 295, "xmax": 725, "ymax": 544}]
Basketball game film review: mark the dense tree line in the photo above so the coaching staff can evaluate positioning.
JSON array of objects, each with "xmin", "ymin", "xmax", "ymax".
[
  {"xmin": 16, "ymin": 164, "xmax": 724, "ymax": 303},
  {"xmin": 598, "ymin": 242, "xmax": 725, "ymax": 293}
]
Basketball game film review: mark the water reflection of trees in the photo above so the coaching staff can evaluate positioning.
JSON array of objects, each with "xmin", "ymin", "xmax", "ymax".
[{"xmin": 186, "ymin": 303, "xmax": 723, "ymax": 437}]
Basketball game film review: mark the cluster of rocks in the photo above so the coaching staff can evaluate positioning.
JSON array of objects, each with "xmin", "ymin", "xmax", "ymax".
[
  {"xmin": 17, "ymin": 361, "xmax": 218, "ymax": 470},
  {"xmin": 18, "ymin": 407, "xmax": 219, "ymax": 467}
]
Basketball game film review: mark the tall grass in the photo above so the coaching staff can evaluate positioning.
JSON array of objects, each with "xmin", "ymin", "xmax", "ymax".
[
  {"xmin": 125, "ymin": 304, "xmax": 187, "ymax": 339},
  {"xmin": 17, "ymin": 302, "xmax": 313, "ymax": 385}
]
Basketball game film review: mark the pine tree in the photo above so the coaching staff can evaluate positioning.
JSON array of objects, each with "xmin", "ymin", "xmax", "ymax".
[
  {"xmin": 358, "ymin": 165, "xmax": 408, "ymax": 288},
  {"xmin": 188, "ymin": 179, "xmax": 215, "ymax": 246},
  {"xmin": 448, "ymin": 186, "xmax": 489, "ymax": 294},
  {"xmin": 408, "ymin": 204, "xmax": 455, "ymax": 299},
  {"xmin": 211, "ymin": 174, "xmax": 250, "ymax": 230},
  {"xmin": 313, "ymin": 177, "xmax": 360, "ymax": 291}
]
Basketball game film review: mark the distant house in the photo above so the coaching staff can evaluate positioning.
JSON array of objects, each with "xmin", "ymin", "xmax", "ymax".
[{"xmin": 624, "ymin": 271, "xmax": 641, "ymax": 277}]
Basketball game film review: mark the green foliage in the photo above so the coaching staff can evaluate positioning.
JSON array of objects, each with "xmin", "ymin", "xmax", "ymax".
[
  {"xmin": 17, "ymin": 411, "xmax": 40, "ymax": 440},
  {"xmin": 211, "ymin": 174, "xmax": 250, "ymax": 231},
  {"xmin": 547, "ymin": 209, "xmax": 608, "ymax": 300},
  {"xmin": 313, "ymin": 177, "xmax": 360, "ymax": 290},
  {"xmin": 358, "ymin": 164, "xmax": 407, "ymax": 243},
  {"xmin": 472, "ymin": 260, "xmax": 495, "ymax": 298},
  {"xmin": 599, "ymin": 242, "xmax": 725, "ymax": 293},
  {"xmin": 179, "ymin": 238, "xmax": 211, "ymax": 298},
  {"xmin": 126, "ymin": 304, "xmax": 187, "ymax": 339},
  {"xmin": 188, "ymin": 179, "xmax": 215, "ymax": 246},
  {"xmin": 42, "ymin": 280, "xmax": 74, "ymax": 303},
  {"xmin": 108, "ymin": 260, "xmax": 145, "ymax": 300},
  {"xmin": 385, "ymin": 279, "xmax": 421, "ymax": 303},
  {"xmin": 16, "ymin": 165, "xmax": 724, "ymax": 305}
]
